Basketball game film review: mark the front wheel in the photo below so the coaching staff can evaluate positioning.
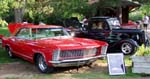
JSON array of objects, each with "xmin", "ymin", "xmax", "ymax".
[
  {"xmin": 120, "ymin": 40, "xmax": 137, "ymax": 55},
  {"xmin": 36, "ymin": 55, "xmax": 54, "ymax": 73}
]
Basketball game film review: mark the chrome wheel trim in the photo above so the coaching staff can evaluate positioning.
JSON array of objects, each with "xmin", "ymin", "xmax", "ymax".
[
  {"xmin": 7, "ymin": 48, "xmax": 12, "ymax": 57},
  {"xmin": 121, "ymin": 43, "xmax": 132, "ymax": 54},
  {"xmin": 38, "ymin": 56, "xmax": 47, "ymax": 71},
  {"xmin": 8, "ymin": 50, "xmax": 12, "ymax": 57}
]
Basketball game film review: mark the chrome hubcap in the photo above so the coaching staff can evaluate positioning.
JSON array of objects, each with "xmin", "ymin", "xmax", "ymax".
[
  {"xmin": 38, "ymin": 56, "xmax": 47, "ymax": 71},
  {"xmin": 121, "ymin": 43, "xmax": 132, "ymax": 54},
  {"xmin": 8, "ymin": 48, "xmax": 12, "ymax": 57}
]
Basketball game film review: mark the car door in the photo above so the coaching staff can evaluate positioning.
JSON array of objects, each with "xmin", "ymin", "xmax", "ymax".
[
  {"xmin": 8, "ymin": 36, "xmax": 22, "ymax": 54},
  {"xmin": 14, "ymin": 28, "xmax": 33, "ymax": 59},
  {"xmin": 18, "ymin": 39, "xmax": 34, "ymax": 60}
]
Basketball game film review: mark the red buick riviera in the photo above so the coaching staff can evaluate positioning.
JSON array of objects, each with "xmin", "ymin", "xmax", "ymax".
[{"xmin": 1, "ymin": 23, "xmax": 108, "ymax": 73}]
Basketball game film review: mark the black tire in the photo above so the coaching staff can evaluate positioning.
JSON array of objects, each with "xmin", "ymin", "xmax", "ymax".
[
  {"xmin": 36, "ymin": 54, "xmax": 54, "ymax": 73},
  {"xmin": 120, "ymin": 40, "xmax": 137, "ymax": 55},
  {"xmin": 6, "ymin": 47, "xmax": 15, "ymax": 58}
]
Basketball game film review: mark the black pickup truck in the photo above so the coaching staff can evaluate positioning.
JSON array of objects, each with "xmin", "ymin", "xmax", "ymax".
[{"xmin": 77, "ymin": 16, "xmax": 148, "ymax": 54}]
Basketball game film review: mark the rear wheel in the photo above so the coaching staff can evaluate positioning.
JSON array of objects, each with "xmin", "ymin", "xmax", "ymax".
[
  {"xmin": 120, "ymin": 40, "xmax": 137, "ymax": 55},
  {"xmin": 6, "ymin": 47, "xmax": 15, "ymax": 58},
  {"xmin": 36, "ymin": 55, "xmax": 54, "ymax": 73}
]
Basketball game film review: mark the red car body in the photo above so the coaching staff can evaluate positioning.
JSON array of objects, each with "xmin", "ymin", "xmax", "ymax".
[
  {"xmin": 121, "ymin": 20, "xmax": 139, "ymax": 29},
  {"xmin": 1, "ymin": 23, "xmax": 108, "ymax": 73}
]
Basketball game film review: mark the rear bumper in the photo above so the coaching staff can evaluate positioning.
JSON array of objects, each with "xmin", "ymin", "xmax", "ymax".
[{"xmin": 48, "ymin": 55, "xmax": 105, "ymax": 67}]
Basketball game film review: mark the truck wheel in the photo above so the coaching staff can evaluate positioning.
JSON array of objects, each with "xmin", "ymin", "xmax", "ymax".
[
  {"xmin": 6, "ymin": 47, "xmax": 14, "ymax": 58},
  {"xmin": 36, "ymin": 55, "xmax": 54, "ymax": 73},
  {"xmin": 120, "ymin": 41, "xmax": 137, "ymax": 55}
]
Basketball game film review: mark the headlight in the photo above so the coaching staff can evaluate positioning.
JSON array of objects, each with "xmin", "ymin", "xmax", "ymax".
[
  {"xmin": 83, "ymin": 48, "xmax": 97, "ymax": 56},
  {"xmin": 53, "ymin": 49, "xmax": 60, "ymax": 61},
  {"xmin": 101, "ymin": 46, "xmax": 108, "ymax": 55}
]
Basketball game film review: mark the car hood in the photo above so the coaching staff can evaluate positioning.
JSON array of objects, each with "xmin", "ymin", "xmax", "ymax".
[{"xmin": 34, "ymin": 37, "xmax": 107, "ymax": 50}]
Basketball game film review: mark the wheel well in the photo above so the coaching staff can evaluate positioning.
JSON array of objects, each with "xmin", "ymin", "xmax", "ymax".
[
  {"xmin": 5, "ymin": 45, "xmax": 9, "ymax": 50},
  {"xmin": 33, "ymin": 53, "xmax": 42, "ymax": 63},
  {"xmin": 120, "ymin": 39, "xmax": 138, "ymax": 54},
  {"xmin": 120, "ymin": 34, "xmax": 130, "ymax": 39}
]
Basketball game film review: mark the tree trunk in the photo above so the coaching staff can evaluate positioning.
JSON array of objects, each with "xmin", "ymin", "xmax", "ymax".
[
  {"xmin": 14, "ymin": 8, "xmax": 24, "ymax": 23},
  {"xmin": 14, "ymin": 0, "xmax": 26, "ymax": 23}
]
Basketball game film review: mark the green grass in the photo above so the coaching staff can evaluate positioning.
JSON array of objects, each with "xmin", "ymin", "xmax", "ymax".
[
  {"xmin": 0, "ymin": 27, "xmax": 10, "ymax": 36},
  {"xmin": 0, "ymin": 27, "xmax": 12, "ymax": 63},
  {"xmin": 0, "ymin": 48, "xmax": 20, "ymax": 63}
]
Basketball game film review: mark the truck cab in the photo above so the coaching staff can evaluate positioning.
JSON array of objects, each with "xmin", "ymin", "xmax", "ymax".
[{"xmin": 78, "ymin": 16, "xmax": 147, "ymax": 54}]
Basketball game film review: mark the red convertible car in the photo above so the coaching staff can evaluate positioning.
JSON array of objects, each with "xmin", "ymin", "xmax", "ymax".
[{"xmin": 0, "ymin": 23, "xmax": 108, "ymax": 73}]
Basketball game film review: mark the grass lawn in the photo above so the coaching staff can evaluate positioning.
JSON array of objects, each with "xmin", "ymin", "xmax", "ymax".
[
  {"xmin": 0, "ymin": 27, "xmax": 146, "ymax": 79},
  {"xmin": 0, "ymin": 27, "xmax": 10, "ymax": 36}
]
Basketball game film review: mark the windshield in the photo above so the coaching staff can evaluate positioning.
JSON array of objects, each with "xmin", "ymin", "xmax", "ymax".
[
  {"xmin": 32, "ymin": 28, "xmax": 70, "ymax": 39},
  {"xmin": 107, "ymin": 18, "xmax": 121, "ymax": 29}
]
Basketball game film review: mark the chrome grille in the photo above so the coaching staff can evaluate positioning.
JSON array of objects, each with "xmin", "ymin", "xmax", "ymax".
[
  {"xmin": 60, "ymin": 50, "xmax": 84, "ymax": 58},
  {"xmin": 60, "ymin": 48, "xmax": 97, "ymax": 60}
]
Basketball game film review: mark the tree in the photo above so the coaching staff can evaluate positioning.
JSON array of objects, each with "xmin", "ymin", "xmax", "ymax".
[
  {"xmin": 0, "ymin": 0, "xmax": 11, "ymax": 19},
  {"xmin": 133, "ymin": 0, "xmax": 150, "ymax": 4},
  {"xmin": 0, "ymin": 0, "xmax": 93, "ymax": 24},
  {"xmin": 3, "ymin": 0, "xmax": 149, "ymax": 24},
  {"xmin": 11, "ymin": 0, "xmax": 27, "ymax": 23},
  {"xmin": 24, "ymin": 0, "xmax": 90, "ymax": 24}
]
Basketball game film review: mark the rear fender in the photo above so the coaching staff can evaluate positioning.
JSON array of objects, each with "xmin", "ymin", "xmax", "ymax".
[
  {"xmin": 119, "ymin": 39, "xmax": 139, "ymax": 47},
  {"xmin": 111, "ymin": 39, "xmax": 139, "ymax": 49}
]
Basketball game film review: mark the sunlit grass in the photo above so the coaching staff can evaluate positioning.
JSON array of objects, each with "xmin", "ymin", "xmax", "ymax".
[{"xmin": 0, "ymin": 27, "xmax": 10, "ymax": 36}]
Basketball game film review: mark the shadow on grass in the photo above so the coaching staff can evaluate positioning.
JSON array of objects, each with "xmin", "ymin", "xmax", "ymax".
[{"xmin": 0, "ymin": 47, "xmax": 25, "ymax": 64}]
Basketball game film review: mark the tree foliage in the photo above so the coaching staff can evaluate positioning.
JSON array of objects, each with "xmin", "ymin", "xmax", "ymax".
[
  {"xmin": 0, "ymin": 0, "xmax": 11, "ymax": 19},
  {"xmin": 133, "ymin": 0, "xmax": 150, "ymax": 4},
  {"xmin": 19, "ymin": 0, "xmax": 89, "ymax": 24},
  {"xmin": 129, "ymin": 0, "xmax": 150, "ymax": 21},
  {"xmin": 0, "ymin": 0, "xmax": 149, "ymax": 24}
]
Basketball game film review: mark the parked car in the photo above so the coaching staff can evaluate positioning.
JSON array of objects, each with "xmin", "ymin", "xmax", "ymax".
[
  {"xmin": 121, "ymin": 20, "xmax": 139, "ymax": 29},
  {"xmin": 76, "ymin": 16, "xmax": 148, "ymax": 55},
  {"xmin": 0, "ymin": 23, "xmax": 108, "ymax": 73}
]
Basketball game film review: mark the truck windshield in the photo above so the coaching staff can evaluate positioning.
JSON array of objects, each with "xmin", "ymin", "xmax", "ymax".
[{"xmin": 107, "ymin": 18, "xmax": 121, "ymax": 29}]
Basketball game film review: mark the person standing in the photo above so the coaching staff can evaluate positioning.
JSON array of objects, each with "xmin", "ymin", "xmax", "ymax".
[{"xmin": 143, "ymin": 13, "xmax": 149, "ymax": 31}]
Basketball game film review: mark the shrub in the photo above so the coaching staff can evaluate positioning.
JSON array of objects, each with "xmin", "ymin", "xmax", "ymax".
[
  {"xmin": 134, "ymin": 44, "xmax": 150, "ymax": 56},
  {"xmin": 0, "ymin": 19, "xmax": 8, "ymax": 27}
]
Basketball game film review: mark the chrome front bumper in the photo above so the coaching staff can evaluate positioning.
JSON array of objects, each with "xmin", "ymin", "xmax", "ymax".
[{"xmin": 48, "ymin": 55, "xmax": 106, "ymax": 67}]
